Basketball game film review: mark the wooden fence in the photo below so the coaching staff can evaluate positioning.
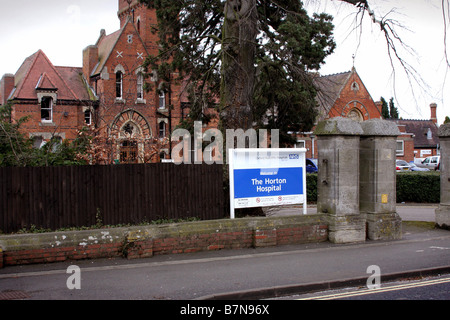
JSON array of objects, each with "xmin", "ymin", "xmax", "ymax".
[{"xmin": 0, "ymin": 164, "xmax": 225, "ymax": 234}]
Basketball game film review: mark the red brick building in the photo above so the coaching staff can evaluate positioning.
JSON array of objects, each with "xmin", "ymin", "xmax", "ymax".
[
  {"xmin": 0, "ymin": 50, "xmax": 95, "ymax": 147},
  {"xmin": 0, "ymin": 0, "xmax": 187, "ymax": 164},
  {"xmin": 388, "ymin": 104, "xmax": 440, "ymax": 161},
  {"xmin": 0, "ymin": 2, "xmax": 438, "ymax": 164},
  {"xmin": 294, "ymin": 68, "xmax": 418, "ymax": 161}
]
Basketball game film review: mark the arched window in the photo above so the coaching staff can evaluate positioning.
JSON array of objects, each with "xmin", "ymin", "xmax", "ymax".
[
  {"xmin": 137, "ymin": 72, "xmax": 144, "ymax": 100},
  {"xmin": 159, "ymin": 91, "xmax": 166, "ymax": 109},
  {"xmin": 116, "ymin": 71, "xmax": 123, "ymax": 99},
  {"xmin": 159, "ymin": 121, "xmax": 166, "ymax": 138}
]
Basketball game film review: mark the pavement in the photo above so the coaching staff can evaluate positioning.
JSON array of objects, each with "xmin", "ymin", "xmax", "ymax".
[{"xmin": 0, "ymin": 204, "xmax": 449, "ymax": 301}]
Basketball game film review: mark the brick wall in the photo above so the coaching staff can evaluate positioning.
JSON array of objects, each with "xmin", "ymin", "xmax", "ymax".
[
  {"xmin": 0, "ymin": 215, "xmax": 328, "ymax": 267},
  {"xmin": 328, "ymin": 72, "xmax": 382, "ymax": 121}
]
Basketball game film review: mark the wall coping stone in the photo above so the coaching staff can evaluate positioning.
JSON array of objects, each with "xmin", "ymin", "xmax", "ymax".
[
  {"xmin": 314, "ymin": 117, "xmax": 364, "ymax": 136},
  {"xmin": 0, "ymin": 214, "xmax": 326, "ymax": 252},
  {"xmin": 438, "ymin": 123, "xmax": 450, "ymax": 137},
  {"xmin": 360, "ymin": 118, "xmax": 401, "ymax": 137}
]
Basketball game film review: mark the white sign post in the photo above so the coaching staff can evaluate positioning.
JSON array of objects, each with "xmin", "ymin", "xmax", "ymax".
[{"xmin": 228, "ymin": 148, "xmax": 307, "ymax": 219}]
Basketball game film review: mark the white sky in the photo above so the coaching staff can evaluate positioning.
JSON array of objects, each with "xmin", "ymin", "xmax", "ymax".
[{"xmin": 0, "ymin": 0, "xmax": 448, "ymax": 124}]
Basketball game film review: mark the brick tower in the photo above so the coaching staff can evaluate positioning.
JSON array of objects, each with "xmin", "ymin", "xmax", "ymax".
[{"xmin": 117, "ymin": 0, "xmax": 159, "ymax": 55}]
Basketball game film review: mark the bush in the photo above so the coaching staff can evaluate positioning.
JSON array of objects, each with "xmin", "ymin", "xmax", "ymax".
[
  {"xmin": 306, "ymin": 174, "xmax": 318, "ymax": 202},
  {"xmin": 307, "ymin": 172, "xmax": 440, "ymax": 204},
  {"xmin": 396, "ymin": 171, "xmax": 440, "ymax": 203}
]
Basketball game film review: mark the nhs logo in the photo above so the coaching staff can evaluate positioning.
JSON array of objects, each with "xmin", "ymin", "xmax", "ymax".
[{"xmin": 289, "ymin": 154, "xmax": 299, "ymax": 160}]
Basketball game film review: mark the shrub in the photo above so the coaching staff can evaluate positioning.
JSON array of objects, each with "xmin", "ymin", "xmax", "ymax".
[
  {"xmin": 396, "ymin": 171, "xmax": 440, "ymax": 203},
  {"xmin": 306, "ymin": 174, "xmax": 318, "ymax": 202},
  {"xmin": 307, "ymin": 172, "xmax": 440, "ymax": 204}
]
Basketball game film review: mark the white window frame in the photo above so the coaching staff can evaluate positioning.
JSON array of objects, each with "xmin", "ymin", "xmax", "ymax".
[
  {"xmin": 40, "ymin": 96, "xmax": 53, "ymax": 123},
  {"xmin": 84, "ymin": 109, "xmax": 92, "ymax": 125},
  {"xmin": 295, "ymin": 140, "xmax": 305, "ymax": 149},
  {"xmin": 396, "ymin": 140, "xmax": 404, "ymax": 156}
]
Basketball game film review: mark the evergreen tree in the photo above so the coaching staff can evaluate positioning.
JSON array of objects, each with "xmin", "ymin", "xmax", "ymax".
[
  {"xmin": 0, "ymin": 102, "xmax": 33, "ymax": 166},
  {"xmin": 140, "ymin": 0, "xmax": 336, "ymax": 145},
  {"xmin": 444, "ymin": 116, "xmax": 450, "ymax": 124},
  {"xmin": 389, "ymin": 97, "xmax": 399, "ymax": 119},
  {"xmin": 0, "ymin": 102, "xmax": 89, "ymax": 167},
  {"xmin": 380, "ymin": 97, "xmax": 390, "ymax": 119}
]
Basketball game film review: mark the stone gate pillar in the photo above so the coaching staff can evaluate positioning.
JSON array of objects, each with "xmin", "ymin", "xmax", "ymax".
[
  {"xmin": 314, "ymin": 117, "xmax": 366, "ymax": 243},
  {"xmin": 436, "ymin": 123, "xmax": 450, "ymax": 229},
  {"xmin": 360, "ymin": 119, "xmax": 402, "ymax": 240}
]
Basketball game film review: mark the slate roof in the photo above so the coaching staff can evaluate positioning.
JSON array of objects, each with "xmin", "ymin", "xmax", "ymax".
[
  {"xmin": 91, "ymin": 29, "xmax": 122, "ymax": 77},
  {"xmin": 313, "ymin": 70, "xmax": 352, "ymax": 121},
  {"xmin": 387, "ymin": 119, "xmax": 440, "ymax": 148}
]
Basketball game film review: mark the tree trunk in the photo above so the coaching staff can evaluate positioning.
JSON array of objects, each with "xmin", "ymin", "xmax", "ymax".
[{"xmin": 221, "ymin": 0, "xmax": 257, "ymax": 131}]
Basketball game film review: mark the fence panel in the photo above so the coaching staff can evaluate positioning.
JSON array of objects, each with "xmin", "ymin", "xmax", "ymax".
[{"xmin": 0, "ymin": 164, "xmax": 225, "ymax": 234}]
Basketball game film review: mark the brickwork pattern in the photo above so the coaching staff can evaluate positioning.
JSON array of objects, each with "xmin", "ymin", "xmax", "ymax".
[{"xmin": 0, "ymin": 216, "xmax": 328, "ymax": 268}]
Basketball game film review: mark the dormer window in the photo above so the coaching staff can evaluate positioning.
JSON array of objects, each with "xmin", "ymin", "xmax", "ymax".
[{"xmin": 41, "ymin": 97, "xmax": 53, "ymax": 123}]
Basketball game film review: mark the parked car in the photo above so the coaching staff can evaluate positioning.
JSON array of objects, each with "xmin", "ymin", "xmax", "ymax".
[
  {"xmin": 417, "ymin": 156, "xmax": 440, "ymax": 170},
  {"xmin": 408, "ymin": 162, "xmax": 430, "ymax": 172},
  {"xmin": 306, "ymin": 158, "xmax": 318, "ymax": 173},
  {"xmin": 396, "ymin": 160, "xmax": 411, "ymax": 172}
]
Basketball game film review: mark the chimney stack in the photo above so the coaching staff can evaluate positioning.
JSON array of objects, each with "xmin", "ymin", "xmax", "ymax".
[
  {"xmin": 82, "ymin": 45, "xmax": 99, "ymax": 86},
  {"xmin": 430, "ymin": 103, "xmax": 437, "ymax": 125},
  {"xmin": 375, "ymin": 101, "xmax": 383, "ymax": 118},
  {"xmin": 0, "ymin": 74, "xmax": 15, "ymax": 105}
]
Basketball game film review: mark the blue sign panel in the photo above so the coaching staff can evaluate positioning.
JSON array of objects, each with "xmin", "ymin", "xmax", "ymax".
[{"xmin": 234, "ymin": 167, "xmax": 304, "ymax": 199}]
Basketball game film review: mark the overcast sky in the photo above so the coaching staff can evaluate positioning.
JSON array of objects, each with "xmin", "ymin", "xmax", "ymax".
[{"xmin": 0, "ymin": 0, "xmax": 448, "ymax": 124}]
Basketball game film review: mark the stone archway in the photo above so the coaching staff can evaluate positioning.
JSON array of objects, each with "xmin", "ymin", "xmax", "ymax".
[
  {"xmin": 110, "ymin": 109, "xmax": 152, "ymax": 163},
  {"xmin": 347, "ymin": 108, "xmax": 364, "ymax": 122},
  {"xmin": 342, "ymin": 101, "xmax": 369, "ymax": 121}
]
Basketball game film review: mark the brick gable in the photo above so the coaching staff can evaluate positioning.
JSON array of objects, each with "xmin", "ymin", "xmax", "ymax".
[{"xmin": 315, "ymin": 68, "xmax": 382, "ymax": 122}]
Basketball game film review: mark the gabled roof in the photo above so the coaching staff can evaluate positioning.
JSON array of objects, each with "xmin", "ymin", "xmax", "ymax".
[
  {"xmin": 314, "ymin": 70, "xmax": 352, "ymax": 118},
  {"xmin": 90, "ymin": 17, "xmax": 150, "ymax": 77},
  {"xmin": 35, "ymin": 72, "xmax": 57, "ymax": 91},
  {"xmin": 388, "ymin": 119, "xmax": 440, "ymax": 148},
  {"xmin": 11, "ymin": 50, "xmax": 91, "ymax": 101},
  {"xmin": 91, "ymin": 29, "xmax": 122, "ymax": 76}
]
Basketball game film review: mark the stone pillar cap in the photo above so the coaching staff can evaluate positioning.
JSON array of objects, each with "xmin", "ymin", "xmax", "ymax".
[
  {"xmin": 438, "ymin": 123, "xmax": 450, "ymax": 137},
  {"xmin": 360, "ymin": 118, "xmax": 401, "ymax": 136},
  {"xmin": 314, "ymin": 117, "xmax": 363, "ymax": 136}
]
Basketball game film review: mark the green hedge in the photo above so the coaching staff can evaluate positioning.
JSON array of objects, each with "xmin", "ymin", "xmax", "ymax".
[
  {"xmin": 306, "ymin": 172, "xmax": 440, "ymax": 204},
  {"xmin": 396, "ymin": 172, "xmax": 440, "ymax": 203},
  {"xmin": 306, "ymin": 174, "xmax": 318, "ymax": 202}
]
